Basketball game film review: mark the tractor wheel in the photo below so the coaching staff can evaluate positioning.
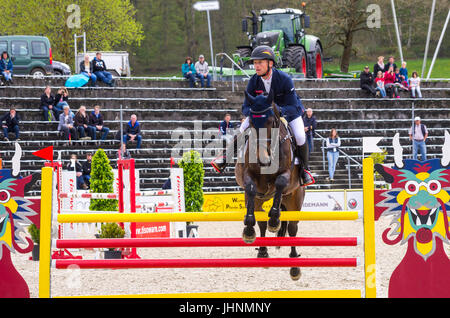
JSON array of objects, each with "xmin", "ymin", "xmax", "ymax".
[
  {"xmin": 311, "ymin": 44, "xmax": 323, "ymax": 79},
  {"xmin": 235, "ymin": 47, "xmax": 252, "ymax": 68},
  {"xmin": 283, "ymin": 46, "xmax": 307, "ymax": 75}
]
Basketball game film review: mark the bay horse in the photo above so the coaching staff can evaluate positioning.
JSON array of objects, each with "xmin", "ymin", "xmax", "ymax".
[{"xmin": 235, "ymin": 91, "xmax": 306, "ymax": 280}]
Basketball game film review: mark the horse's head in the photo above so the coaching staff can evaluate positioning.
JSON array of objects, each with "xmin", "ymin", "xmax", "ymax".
[
  {"xmin": 244, "ymin": 90, "xmax": 281, "ymax": 167},
  {"xmin": 245, "ymin": 90, "xmax": 278, "ymax": 130}
]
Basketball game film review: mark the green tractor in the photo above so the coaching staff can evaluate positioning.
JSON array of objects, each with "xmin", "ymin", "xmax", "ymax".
[{"xmin": 234, "ymin": 6, "xmax": 323, "ymax": 78}]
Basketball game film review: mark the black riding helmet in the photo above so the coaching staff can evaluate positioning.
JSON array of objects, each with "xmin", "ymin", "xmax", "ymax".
[{"xmin": 249, "ymin": 45, "xmax": 276, "ymax": 62}]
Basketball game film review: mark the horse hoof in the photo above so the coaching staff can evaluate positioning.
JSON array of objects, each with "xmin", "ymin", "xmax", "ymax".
[
  {"xmin": 290, "ymin": 267, "xmax": 301, "ymax": 281},
  {"xmin": 267, "ymin": 219, "xmax": 281, "ymax": 233},
  {"xmin": 257, "ymin": 248, "xmax": 269, "ymax": 258},
  {"xmin": 242, "ymin": 227, "xmax": 256, "ymax": 244}
]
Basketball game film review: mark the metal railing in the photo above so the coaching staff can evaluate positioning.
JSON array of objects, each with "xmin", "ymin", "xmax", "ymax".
[
  {"xmin": 214, "ymin": 52, "xmax": 251, "ymax": 92},
  {"xmin": 315, "ymin": 132, "xmax": 362, "ymax": 188}
]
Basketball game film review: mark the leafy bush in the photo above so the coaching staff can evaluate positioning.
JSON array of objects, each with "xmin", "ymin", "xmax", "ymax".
[
  {"xmin": 99, "ymin": 223, "xmax": 125, "ymax": 239},
  {"xmin": 178, "ymin": 150, "xmax": 204, "ymax": 214},
  {"xmin": 89, "ymin": 149, "xmax": 118, "ymax": 212},
  {"xmin": 27, "ymin": 224, "xmax": 39, "ymax": 244}
]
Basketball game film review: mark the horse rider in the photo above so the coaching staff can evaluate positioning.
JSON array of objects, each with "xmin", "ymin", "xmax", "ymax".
[{"xmin": 211, "ymin": 45, "xmax": 314, "ymax": 186}]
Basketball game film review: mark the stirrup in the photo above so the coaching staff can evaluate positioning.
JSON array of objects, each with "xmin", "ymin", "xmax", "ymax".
[{"xmin": 301, "ymin": 169, "xmax": 315, "ymax": 187}]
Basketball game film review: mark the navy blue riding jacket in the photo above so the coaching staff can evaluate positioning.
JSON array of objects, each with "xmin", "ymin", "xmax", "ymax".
[{"xmin": 242, "ymin": 68, "xmax": 305, "ymax": 122}]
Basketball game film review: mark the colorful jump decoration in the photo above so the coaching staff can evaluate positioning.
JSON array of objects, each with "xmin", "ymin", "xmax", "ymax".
[{"xmin": 374, "ymin": 132, "xmax": 450, "ymax": 298}]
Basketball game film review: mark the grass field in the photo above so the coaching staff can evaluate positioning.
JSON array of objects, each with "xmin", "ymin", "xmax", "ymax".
[{"xmin": 324, "ymin": 58, "xmax": 450, "ymax": 79}]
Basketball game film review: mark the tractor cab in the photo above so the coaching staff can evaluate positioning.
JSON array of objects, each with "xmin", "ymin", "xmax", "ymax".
[{"xmin": 235, "ymin": 5, "xmax": 322, "ymax": 78}]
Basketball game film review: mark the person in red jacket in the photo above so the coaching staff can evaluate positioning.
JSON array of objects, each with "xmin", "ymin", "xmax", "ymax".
[{"xmin": 384, "ymin": 66, "xmax": 399, "ymax": 98}]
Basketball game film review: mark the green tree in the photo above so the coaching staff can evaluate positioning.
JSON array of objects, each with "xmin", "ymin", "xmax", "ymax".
[
  {"xmin": 89, "ymin": 148, "xmax": 118, "ymax": 212},
  {"xmin": 178, "ymin": 150, "xmax": 204, "ymax": 213},
  {"xmin": 0, "ymin": 0, "xmax": 144, "ymax": 69}
]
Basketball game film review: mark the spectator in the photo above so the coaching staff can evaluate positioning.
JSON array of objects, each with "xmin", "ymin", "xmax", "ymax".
[
  {"xmin": 40, "ymin": 85, "xmax": 58, "ymax": 121},
  {"xmin": 74, "ymin": 106, "xmax": 95, "ymax": 140},
  {"xmin": 409, "ymin": 116, "xmax": 428, "ymax": 161},
  {"xmin": 0, "ymin": 51, "xmax": 13, "ymax": 85},
  {"xmin": 117, "ymin": 143, "xmax": 131, "ymax": 160},
  {"xmin": 373, "ymin": 56, "xmax": 385, "ymax": 78},
  {"xmin": 326, "ymin": 128, "xmax": 340, "ymax": 182},
  {"xmin": 409, "ymin": 71, "xmax": 422, "ymax": 98},
  {"xmin": 1, "ymin": 107, "xmax": 20, "ymax": 141},
  {"xmin": 375, "ymin": 71, "xmax": 387, "ymax": 98},
  {"xmin": 66, "ymin": 154, "xmax": 88, "ymax": 190},
  {"xmin": 89, "ymin": 105, "xmax": 110, "ymax": 140},
  {"xmin": 360, "ymin": 66, "xmax": 376, "ymax": 96},
  {"xmin": 399, "ymin": 61, "xmax": 409, "ymax": 89},
  {"xmin": 53, "ymin": 86, "xmax": 69, "ymax": 115},
  {"xmin": 302, "ymin": 108, "xmax": 317, "ymax": 159},
  {"xmin": 384, "ymin": 56, "xmax": 397, "ymax": 72},
  {"xmin": 79, "ymin": 54, "xmax": 97, "ymax": 87},
  {"xmin": 384, "ymin": 66, "xmax": 399, "ymax": 98},
  {"xmin": 92, "ymin": 52, "xmax": 115, "ymax": 87},
  {"xmin": 123, "ymin": 114, "xmax": 142, "ymax": 149},
  {"xmin": 394, "ymin": 68, "xmax": 408, "ymax": 91},
  {"xmin": 58, "ymin": 105, "xmax": 78, "ymax": 141},
  {"xmin": 195, "ymin": 54, "xmax": 212, "ymax": 88},
  {"xmin": 82, "ymin": 152, "xmax": 92, "ymax": 188},
  {"xmin": 219, "ymin": 113, "xmax": 234, "ymax": 142},
  {"xmin": 182, "ymin": 56, "xmax": 197, "ymax": 88}
]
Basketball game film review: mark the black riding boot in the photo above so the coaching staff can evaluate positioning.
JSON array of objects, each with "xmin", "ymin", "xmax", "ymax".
[
  {"xmin": 211, "ymin": 133, "xmax": 239, "ymax": 174},
  {"xmin": 296, "ymin": 143, "xmax": 315, "ymax": 186}
]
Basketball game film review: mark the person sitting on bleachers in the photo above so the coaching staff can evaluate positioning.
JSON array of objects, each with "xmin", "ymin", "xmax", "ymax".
[
  {"xmin": 117, "ymin": 143, "xmax": 131, "ymax": 160},
  {"xmin": 123, "ymin": 114, "xmax": 142, "ymax": 149},
  {"xmin": 1, "ymin": 107, "xmax": 20, "ymax": 141},
  {"xmin": 219, "ymin": 113, "xmax": 234, "ymax": 141},
  {"xmin": 40, "ymin": 85, "xmax": 58, "ymax": 121},
  {"xmin": 373, "ymin": 56, "xmax": 384, "ymax": 78},
  {"xmin": 66, "ymin": 154, "xmax": 88, "ymax": 190},
  {"xmin": 0, "ymin": 51, "xmax": 13, "ymax": 86},
  {"xmin": 182, "ymin": 56, "xmax": 197, "ymax": 88},
  {"xmin": 384, "ymin": 56, "xmax": 397, "ymax": 72},
  {"xmin": 74, "ymin": 106, "xmax": 96, "ymax": 140},
  {"xmin": 399, "ymin": 61, "xmax": 409, "ymax": 89},
  {"xmin": 79, "ymin": 54, "xmax": 97, "ymax": 87},
  {"xmin": 375, "ymin": 71, "xmax": 387, "ymax": 98},
  {"xmin": 54, "ymin": 86, "xmax": 69, "ymax": 115},
  {"xmin": 394, "ymin": 67, "xmax": 408, "ymax": 92},
  {"xmin": 384, "ymin": 66, "xmax": 399, "ymax": 98},
  {"xmin": 360, "ymin": 66, "xmax": 376, "ymax": 96},
  {"xmin": 89, "ymin": 105, "xmax": 110, "ymax": 140},
  {"xmin": 409, "ymin": 71, "xmax": 422, "ymax": 98},
  {"xmin": 92, "ymin": 52, "xmax": 115, "ymax": 87},
  {"xmin": 58, "ymin": 105, "xmax": 78, "ymax": 141}
]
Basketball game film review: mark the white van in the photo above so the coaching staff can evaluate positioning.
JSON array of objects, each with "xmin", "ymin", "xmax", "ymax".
[{"xmin": 76, "ymin": 51, "xmax": 130, "ymax": 77}]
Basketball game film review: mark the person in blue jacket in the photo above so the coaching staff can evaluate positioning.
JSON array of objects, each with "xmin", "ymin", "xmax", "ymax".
[
  {"xmin": 182, "ymin": 57, "xmax": 197, "ymax": 88},
  {"xmin": 0, "ymin": 51, "xmax": 13, "ymax": 85},
  {"xmin": 211, "ymin": 45, "xmax": 314, "ymax": 186},
  {"xmin": 123, "ymin": 114, "xmax": 142, "ymax": 149}
]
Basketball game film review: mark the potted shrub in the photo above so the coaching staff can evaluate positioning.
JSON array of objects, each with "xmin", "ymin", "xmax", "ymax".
[
  {"xmin": 178, "ymin": 150, "xmax": 204, "ymax": 237},
  {"xmin": 27, "ymin": 224, "xmax": 40, "ymax": 261},
  {"xmin": 89, "ymin": 148, "xmax": 118, "ymax": 212},
  {"xmin": 99, "ymin": 223, "xmax": 125, "ymax": 259}
]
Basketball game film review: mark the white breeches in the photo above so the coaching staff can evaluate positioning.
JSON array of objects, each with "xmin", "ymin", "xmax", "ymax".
[{"xmin": 239, "ymin": 116, "xmax": 306, "ymax": 146}]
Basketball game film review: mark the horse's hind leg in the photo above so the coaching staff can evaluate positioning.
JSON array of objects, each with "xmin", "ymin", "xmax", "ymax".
[
  {"xmin": 257, "ymin": 202, "xmax": 268, "ymax": 258},
  {"xmin": 242, "ymin": 179, "xmax": 257, "ymax": 244},
  {"xmin": 268, "ymin": 174, "xmax": 289, "ymax": 232}
]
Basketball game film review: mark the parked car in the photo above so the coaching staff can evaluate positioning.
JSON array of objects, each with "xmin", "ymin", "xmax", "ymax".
[
  {"xmin": 76, "ymin": 51, "xmax": 130, "ymax": 77},
  {"xmin": 52, "ymin": 60, "xmax": 71, "ymax": 75},
  {"xmin": 0, "ymin": 35, "xmax": 53, "ymax": 76}
]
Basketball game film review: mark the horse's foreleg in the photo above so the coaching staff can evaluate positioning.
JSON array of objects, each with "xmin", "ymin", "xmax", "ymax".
[
  {"xmin": 242, "ymin": 179, "xmax": 257, "ymax": 244},
  {"xmin": 288, "ymin": 221, "xmax": 301, "ymax": 281},
  {"xmin": 268, "ymin": 174, "xmax": 289, "ymax": 232}
]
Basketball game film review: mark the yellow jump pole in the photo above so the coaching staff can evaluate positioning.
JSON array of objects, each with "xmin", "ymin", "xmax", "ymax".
[
  {"xmin": 39, "ymin": 167, "xmax": 54, "ymax": 298},
  {"xmin": 57, "ymin": 211, "xmax": 360, "ymax": 224},
  {"xmin": 362, "ymin": 158, "xmax": 376, "ymax": 298}
]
